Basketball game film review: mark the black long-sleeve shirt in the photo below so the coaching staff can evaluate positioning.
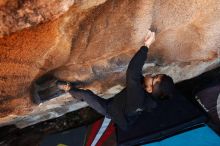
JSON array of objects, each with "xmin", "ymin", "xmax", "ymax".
[
  {"xmin": 107, "ymin": 46, "xmax": 157, "ymax": 129},
  {"xmin": 125, "ymin": 46, "xmax": 156, "ymax": 115}
]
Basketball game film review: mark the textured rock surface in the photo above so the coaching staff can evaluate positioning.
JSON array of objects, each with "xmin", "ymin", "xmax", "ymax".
[
  {"xmin": 0, "ymin": 0, "xmax": 75, "ymax": 37},
  {"xmin": 0, "ymin": 0, "xmax": 219, "ymax": 128}
]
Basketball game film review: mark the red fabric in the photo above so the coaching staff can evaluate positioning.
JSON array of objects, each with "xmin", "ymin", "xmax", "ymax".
[
  {"xmin": 96, "ymin": 122, "xmax": 115, "ymax": 146},
  {"xmin": 86, "ymin": 119, "xmax": 103, "ymax": 146}
]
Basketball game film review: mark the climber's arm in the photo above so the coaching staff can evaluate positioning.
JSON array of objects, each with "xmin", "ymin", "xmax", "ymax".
[
  {"xmin": 126, "ymin": 30, "xmax": 155, "ymax": 88},
  {"xmin": 126, "ymin": 46, "xmax": 148, "ymax": 84}
]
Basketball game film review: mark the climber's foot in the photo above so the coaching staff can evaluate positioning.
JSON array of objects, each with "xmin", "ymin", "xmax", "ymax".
[{"xmin": 56, "ymin": 81, "xmax": 72, "ymax": 92}]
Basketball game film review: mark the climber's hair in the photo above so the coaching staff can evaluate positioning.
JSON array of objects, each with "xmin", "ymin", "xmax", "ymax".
[{"xmin": 152, "ymin": 74, "xmax": 175, "ymax": 99}]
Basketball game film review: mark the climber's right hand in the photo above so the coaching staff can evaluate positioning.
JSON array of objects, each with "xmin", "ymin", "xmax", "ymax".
[{"xmin": 144, "ymin": 30, "xmax": 155, "ymax": 48}]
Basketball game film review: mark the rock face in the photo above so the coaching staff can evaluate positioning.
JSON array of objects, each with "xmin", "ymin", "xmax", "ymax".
[
  {"xmin": 0, "ymin": 0, "xmax": 75, "ymax": 37},
  {"xmin": 0, "ymin": 0, "xmax": 219, "ymax": 127}
]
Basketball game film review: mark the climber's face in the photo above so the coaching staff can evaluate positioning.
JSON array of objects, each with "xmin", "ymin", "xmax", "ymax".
[
  {"xmin": 144, "ymin": 74, "xmax": 162, "ymax": 93},
  {"xmin": 144, "ymin": 74, "xmax": 175, "ymax": 99}
]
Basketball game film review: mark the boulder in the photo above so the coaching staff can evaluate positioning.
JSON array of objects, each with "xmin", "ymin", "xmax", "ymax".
[{"xmin": 0, "ymin": 0, "xmax": 219, "ymax": 128}]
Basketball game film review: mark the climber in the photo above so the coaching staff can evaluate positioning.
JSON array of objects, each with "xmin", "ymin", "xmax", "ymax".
[{"xmin": 55, "ymin": 30, "xmax": 176, "ymax": 130}]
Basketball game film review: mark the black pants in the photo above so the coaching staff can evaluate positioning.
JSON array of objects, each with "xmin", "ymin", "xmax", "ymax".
[{"xmin": 70, "ymin": 89, "xmax": 112, "ymax": 118}]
